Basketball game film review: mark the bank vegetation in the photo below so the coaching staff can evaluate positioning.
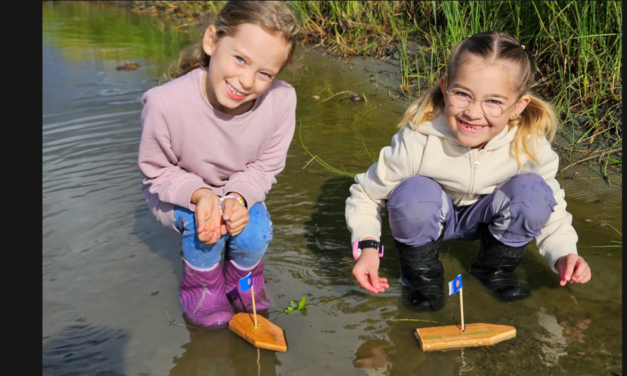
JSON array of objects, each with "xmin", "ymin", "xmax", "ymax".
[{"xmin": 126, "ymin": 1, "xmax": 622, "ymax": 176}]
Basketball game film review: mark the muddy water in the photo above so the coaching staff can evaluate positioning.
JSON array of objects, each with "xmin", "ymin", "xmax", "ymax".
[{"xmin": 43, "ymin": 2, "xmax": 622, "ymax": 375}]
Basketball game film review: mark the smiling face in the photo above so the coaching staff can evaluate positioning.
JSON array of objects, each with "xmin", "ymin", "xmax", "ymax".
[
  {"xmin": 202, "ymin": 23, "xmax": 290, "ymax": 116},
  {"xmin": 439, "ymin": 56, "xmax": 530, "ymax": 149}
]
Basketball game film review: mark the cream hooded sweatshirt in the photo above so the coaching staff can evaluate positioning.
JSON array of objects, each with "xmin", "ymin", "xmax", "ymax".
[{"xmin": 345, "ymin": 114, "xmax": 578, "ymax": 271}]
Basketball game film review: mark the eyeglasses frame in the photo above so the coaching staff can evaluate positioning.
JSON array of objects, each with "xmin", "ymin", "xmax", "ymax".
[{"xmin": 444, "ymin": 84, "xmax": 518, "ymax": 118}]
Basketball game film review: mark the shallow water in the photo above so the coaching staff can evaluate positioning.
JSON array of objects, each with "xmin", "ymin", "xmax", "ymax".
[{"xmin": 42, "ymin": 3, "xmax": 622, "ymax": 375}]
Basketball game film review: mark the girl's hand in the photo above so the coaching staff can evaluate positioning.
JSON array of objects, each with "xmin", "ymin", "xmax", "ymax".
[
  {"xmin": 191, "ymin": 189, "xmax": 226, "ymax": 244},
  {"xmin": 221, "ymin": 196, "xmax": 249, "ymax": 236},
  {"xmin": 352, "ymin": 248, "xmax": 389, "ymax": 294},
  {"xmin": 555, "ymin": 253, "xmax": 591, "ymax": 286}
]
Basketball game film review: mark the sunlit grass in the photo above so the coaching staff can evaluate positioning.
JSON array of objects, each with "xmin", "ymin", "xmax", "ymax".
[{"xmin": 126, "ymin": 1, "xmax": 621, "ymax": 176}]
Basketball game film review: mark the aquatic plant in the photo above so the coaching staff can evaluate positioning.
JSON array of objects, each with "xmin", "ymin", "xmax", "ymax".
[
  {"xmin": 282, "ymin": 296, "xmax": 307, "ymax": 314},
  {"xmin": 588, "ymin": 222, "xmax": 622, "ymax": 248},
  {"xmin": 299, "ymin": 121, "xmax": 355, "ymax": 178}
]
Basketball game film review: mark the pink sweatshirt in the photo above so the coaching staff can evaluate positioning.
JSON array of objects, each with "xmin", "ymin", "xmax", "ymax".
[{"xmin": 138, "ymin": 67, "xmax": 297, "ymax": 231}]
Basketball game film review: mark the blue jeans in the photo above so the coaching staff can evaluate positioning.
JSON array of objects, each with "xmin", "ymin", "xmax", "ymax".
[
  {"xmin": 387, "ymin": 173, "xmax": 557, "ymax": 247},
  {"xmin": 173, "ymin": 203, "xmax": 273, "ymax": 269}
]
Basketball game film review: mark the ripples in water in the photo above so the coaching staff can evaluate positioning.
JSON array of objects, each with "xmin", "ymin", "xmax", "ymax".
[{"xmin": 42, "ymin": 323, "xmax": 128, "ymax": 376}]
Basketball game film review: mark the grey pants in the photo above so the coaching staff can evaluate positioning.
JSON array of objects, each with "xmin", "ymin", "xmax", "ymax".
[{"xmin": 387, "ymin": 173, "xmax": 557, "ymax": 247}]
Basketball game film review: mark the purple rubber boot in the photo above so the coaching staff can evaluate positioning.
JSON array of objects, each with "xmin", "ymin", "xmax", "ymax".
[
  {"xmin": 224, "ymin": 259, "xmax": 269, "ymax": 313},
  {"xmin": 180, "ymin": 259, "xmax": 234, "ymax": 329}
]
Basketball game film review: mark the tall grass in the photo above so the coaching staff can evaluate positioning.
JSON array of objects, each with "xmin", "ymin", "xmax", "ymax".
[
  {"xmin": 295, "ymin": 2, "xmax": 620, "ymax": 128},
  {"xmin": 127, "ymin": 1, "xmax": 622, "ymax": 172},
  {"xmin": 296, "ymin": 1, "xmax": 622, "ymax": 178}
]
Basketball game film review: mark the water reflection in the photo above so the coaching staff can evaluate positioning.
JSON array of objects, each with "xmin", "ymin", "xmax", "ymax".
[
  {"xmin": 352, "ymin": 338, "xmax": 393, "ymax": 376},
  {"xmin": 43, "ymin": 1, "xmax": 193, "ymax": 65},
  {"xmin": 535, "ymin": 307, "xmax": 569, "ymax": 368},
  {"xmin": 168, "ymin": 328, "xmax": 281, "ymax": 376}
]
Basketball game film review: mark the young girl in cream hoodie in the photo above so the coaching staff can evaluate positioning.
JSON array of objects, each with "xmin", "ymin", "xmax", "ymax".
[{"xmin": 345, "ymin": 31, "xmax": 591, "ymax": 311}]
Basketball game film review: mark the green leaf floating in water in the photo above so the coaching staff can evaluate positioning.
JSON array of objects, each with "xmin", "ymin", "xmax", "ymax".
[{"xmin": 298, "ymin": 296, "xmax": 306, "ymax": 310}]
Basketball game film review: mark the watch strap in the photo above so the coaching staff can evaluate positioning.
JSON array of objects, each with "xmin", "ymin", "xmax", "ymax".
[
  {"xmin": 358, "ymin": 240, "xmax": 381, "ymax": 252},
  {"xmin": 352, "ymin": 240, "xmax": 384, "ymax": 260}
]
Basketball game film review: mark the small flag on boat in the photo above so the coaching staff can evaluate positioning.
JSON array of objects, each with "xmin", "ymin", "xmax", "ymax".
[
  {"xmin": 448, "ymin": 274, "xmax": 463, "ymax": 296},
  {"xmin": 239, "ymin": 272, "xmax": 253, "ymax": 292}
]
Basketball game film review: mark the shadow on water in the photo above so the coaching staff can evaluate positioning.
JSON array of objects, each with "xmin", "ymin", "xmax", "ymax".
[
  {"xmin": 301, "ymin": 174, "xmax": 557, "ymax": 305},
  {"xmin": 133, "ymin": 203, "xmax": 184, "ymax": 280},
  {"xmin": 42, "ymin": 324, "xmax": 128, "ymax": 376},
  {"xmin": 168, "ymin": 327, "xmax": 281, "ymax": 376},
  {"xmin": 302, "ymin": 176, "xmax": 354, "ymax": 281}
]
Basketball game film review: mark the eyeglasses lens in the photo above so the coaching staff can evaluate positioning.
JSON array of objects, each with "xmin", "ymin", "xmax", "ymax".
[{"xmin": 448, "ymin": 89, "xmax": 504, "ymax": 117}]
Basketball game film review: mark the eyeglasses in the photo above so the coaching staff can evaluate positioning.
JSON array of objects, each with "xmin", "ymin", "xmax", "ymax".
[{"xmin": 445, "ymin": 87, "xmax": 516, "ymax": 118}]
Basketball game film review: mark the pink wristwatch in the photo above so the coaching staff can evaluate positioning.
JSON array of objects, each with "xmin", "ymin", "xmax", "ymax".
[{"xmin": 353, "ymin": 240, "xmax": 384, "ymax": 261}]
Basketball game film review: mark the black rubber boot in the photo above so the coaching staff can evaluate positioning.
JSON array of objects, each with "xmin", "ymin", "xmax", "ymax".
[
  {"xmin": 469, "ymin": 224, "xmax": 531, "ymax": 301},
  {"xmin": 395, "ymin": 231, "xmax": 445, "ymax": 311}
]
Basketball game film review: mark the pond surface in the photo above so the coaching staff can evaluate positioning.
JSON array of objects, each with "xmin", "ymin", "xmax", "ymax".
[{"xmin": 43, "ymin": 2, "xmax": 622, "ymax": 375}]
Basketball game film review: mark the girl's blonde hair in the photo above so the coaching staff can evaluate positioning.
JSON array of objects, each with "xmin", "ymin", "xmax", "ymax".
[
  {"xmin": 167, "ymin": 1, "xmax": 301, "ymax": 81},
  {"xmin": 399, "ymin": 31, "xmax": 557, "ymax": 167}
]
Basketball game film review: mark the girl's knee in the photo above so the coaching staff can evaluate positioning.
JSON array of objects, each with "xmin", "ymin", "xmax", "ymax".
[
  {"xmin": 492, "ymin": 173, "xmax": 557, "ymax": 240},
  {"xmin": 497, "ymin": 173, "xmax": 556, "ymax": 219},
  {"xmin": 388, "ymin": 177, "xmax": 444, "ymax": 222},
  {"xmin": 387, "ymin": 176, "xmax": 448, "ymax": 244},
  {"xmin": 388, "ymin": 176, "xmax": 442, "ymax": 206},
  {"xmin": 174, "ymin": 206, "xmax": 225, "ymax": 267},
  {"xmin": 173, "ymin": 206, "xmax": 196, "ymax": 236},
  {"xmin": 230, "ymin": 203, "xmax": 272, "ymax": 256}
]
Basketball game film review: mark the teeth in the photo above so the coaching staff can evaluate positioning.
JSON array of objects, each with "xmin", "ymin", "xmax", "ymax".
[
  {"xmin": 227, "ymin": 82, "xmax": 245, "ymax": 96},
  {"xmin": 461, "ymin": 121, "xmax": 484, "ymax": 130}
]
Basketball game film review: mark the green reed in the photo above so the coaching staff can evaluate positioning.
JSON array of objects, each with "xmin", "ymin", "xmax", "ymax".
[
  {"xmin": 294, "ymin": 1, "xmax": 621, "ymax": 175},
  {"xmin": 126, "ymin": 1, "xmax": 621, "ymax": 174}
]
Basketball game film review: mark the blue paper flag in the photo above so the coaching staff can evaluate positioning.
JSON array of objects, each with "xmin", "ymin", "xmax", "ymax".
[
  {"xmin": 448, "ymin": 274, "xmax": 463, "ymax": 296},
  {"xmin": 239, "ymin": 272, "xmax": 253, "ymax": 292}
]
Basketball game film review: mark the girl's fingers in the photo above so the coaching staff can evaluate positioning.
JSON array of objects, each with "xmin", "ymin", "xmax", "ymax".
[
  {"xmin": 377, "ymin": 277, "xmax": 390, "ymax": 289},
  {"xmin": 228, "ymin": 206, "xmax": 248, "ymax": 222},
  {"xmin": 228, "ymin": 214, "xmax": 248, "ymax": 226},
  {"xmin": 354, "ymin": 271, "xmax": 377, "ymax": 293},
  {"xmin": 221, "ymin": 199, "xmax": 234, "ymax": 221},
  {"xmin": 195, "ymin": 210, "xmax": 205, "ymax": 233},
  {"xmin": 207, "ymin": 206, "xmax": 222, "ymax": 233},
  {"xmin": 364, "ymin": 270, "xmax": 383, "ymax": 293},
  {"xmin": 572, "ymin": 262, "xmax": 591, "ymax": 284},
  {"xmin": 227, "ymin": 217, "xmax": 248, "ymax": 232},
  {"xmin": 559, "ymin": 256, "xmax": 577, "ymax": 286},
  {"xmin": 228, "ymin": 222, "xmax": 247, "ymax": 236},
  {"xmin": 204, "ymin": 228, "xmax": 220, "ymax": 245},
  {"xmin": 571, "ymin": 260, "xmax": 586, "ymax": 280},
  {"xmin": 582, "ymin": 270, "xmax": 592, "ymax": 283}
]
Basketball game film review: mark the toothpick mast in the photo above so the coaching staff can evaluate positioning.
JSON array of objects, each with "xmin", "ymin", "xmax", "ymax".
[
  {"xmin": 460, "ymin": 287, "xmax": 465, "ymax": 332},
  {"xmin": 251, "ymin": 285, "xmax": 258, "ymax": 328}
]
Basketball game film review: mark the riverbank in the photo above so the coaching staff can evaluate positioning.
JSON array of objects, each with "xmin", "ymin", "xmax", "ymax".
[{"xmin": 120, "ymin": 0, "xmax": 621, "ymax": 190}]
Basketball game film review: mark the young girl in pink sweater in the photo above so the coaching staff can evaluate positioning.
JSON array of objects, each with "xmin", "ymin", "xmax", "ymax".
[
  {"xmin": 346, "ymin": 31, "xmax": 591, "ymax": 311},
  {"xmin": 138, "ymin": 1, "xmax": 300, "ymax": 329}
]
